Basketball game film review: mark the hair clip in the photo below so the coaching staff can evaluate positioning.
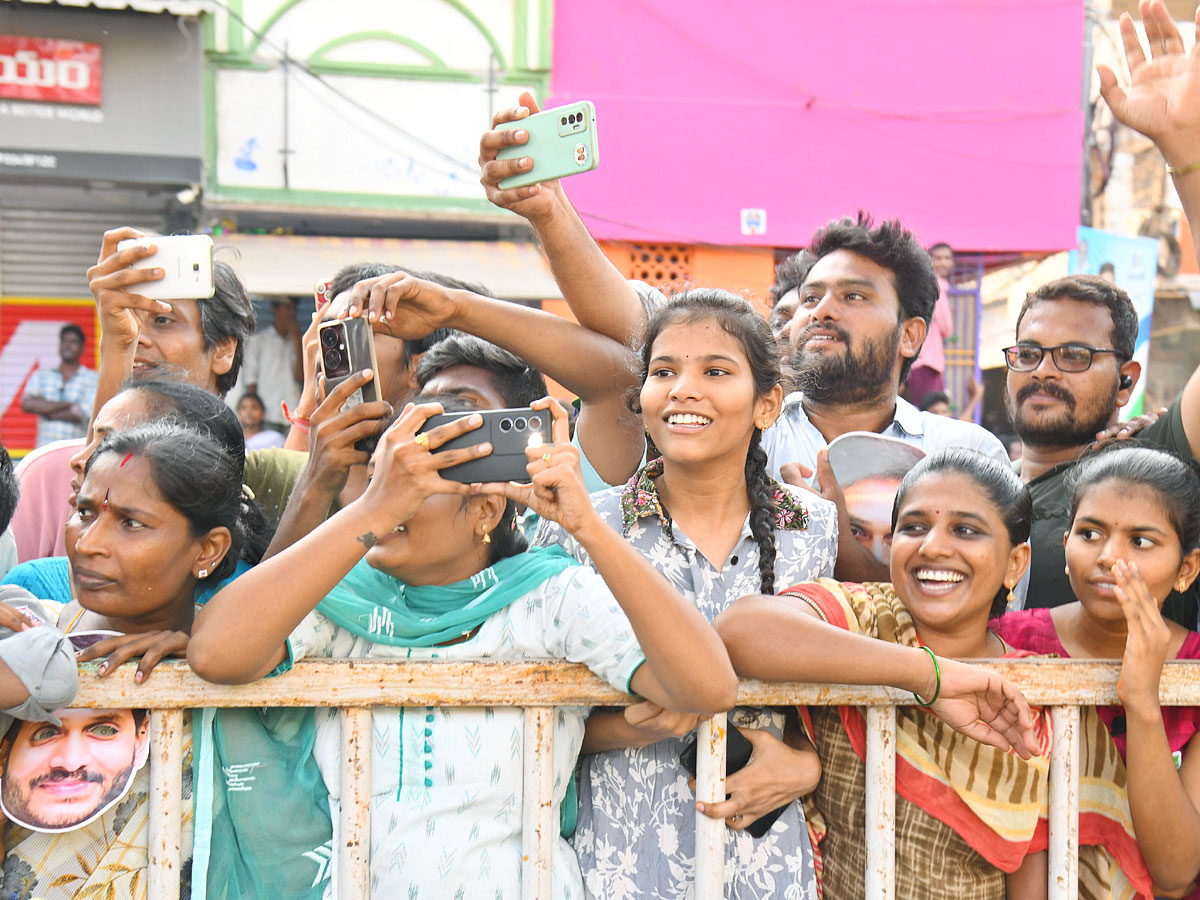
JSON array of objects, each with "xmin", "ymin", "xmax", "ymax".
[{"xmin": 119, "ymin": 453, "xmax": 133, "ymax": 468}]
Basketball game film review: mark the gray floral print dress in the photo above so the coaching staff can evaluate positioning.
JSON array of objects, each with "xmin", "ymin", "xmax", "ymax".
[{"xmin": 534, "ymin": 460, "xmax": 838, "ymax": 900}]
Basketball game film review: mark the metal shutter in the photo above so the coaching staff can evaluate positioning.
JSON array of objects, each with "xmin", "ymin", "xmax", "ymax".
[{"xmin": 0, "ymin": 184, "xmax": 168, "ymax": 297}]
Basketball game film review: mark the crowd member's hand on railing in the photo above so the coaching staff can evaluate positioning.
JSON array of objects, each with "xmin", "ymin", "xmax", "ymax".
[
  {"xmin": 76, "ymin": 629, "xmax": 188, "ymax": 684},
  {"xmin": 623, "ymin": 701, "xmax": 705, "ymax": 743},
  {"xmin": 714, "ymin": 593, "xmax": 1041, "ymax": 759},
  {"xmin": 926, "ymin": 656, "xmax": 1039, "ymax": 757}
]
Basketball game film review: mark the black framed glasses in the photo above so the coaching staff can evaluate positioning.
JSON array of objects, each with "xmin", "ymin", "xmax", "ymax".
[{"xmin": 1002, "ymin": 343, "xmax": 1126, "ymax": 373}]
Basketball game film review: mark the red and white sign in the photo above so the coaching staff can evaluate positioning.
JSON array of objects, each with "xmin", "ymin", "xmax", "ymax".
[{"xmin": 0, "ymin": 36, "xmax": 101, "ymax": 106}]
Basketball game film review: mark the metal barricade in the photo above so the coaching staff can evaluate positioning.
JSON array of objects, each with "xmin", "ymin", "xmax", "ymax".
[{"xmin": 69, "ymin": 657, "xmax": 1200, "ymax": 900}]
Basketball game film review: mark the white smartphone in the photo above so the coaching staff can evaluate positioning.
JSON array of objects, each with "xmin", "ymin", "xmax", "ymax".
[{"xmin": 116, "ymin": 234, "xmax": 215, "ymax": 300}]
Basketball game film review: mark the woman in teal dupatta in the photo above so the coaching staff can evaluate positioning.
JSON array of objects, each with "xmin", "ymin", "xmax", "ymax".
[{"xmin": 190, "ymin": 395, "xmax": 738, "ymax": 900}]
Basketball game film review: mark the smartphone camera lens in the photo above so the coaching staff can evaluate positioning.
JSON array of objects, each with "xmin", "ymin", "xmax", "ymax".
[
  {"xmin": 323, "ymin": 348, "xmax": 343, "ymax": 371},
  {"xmin": 528, "ymin": 416, "xmax": 542, "ymax": 432},
  {"xmin": 499, "ymin": 418, "xmax": 513, "ymax": 433},
  {"xmin": 560, "ymin": 116, "xmax": 568, "ymax": 126},
  {"xmin": 320, "ymin": 328, "xmax": 339, "ymax": 348},
  {"xmin": 513, "ymin": 417, "xmax": 527, "ymax": 432}
]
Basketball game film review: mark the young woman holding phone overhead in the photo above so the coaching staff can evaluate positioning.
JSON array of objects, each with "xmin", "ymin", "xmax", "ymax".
[{"xmin": 189, "ymin": 359, "xmax": 736, "ymax": 899}]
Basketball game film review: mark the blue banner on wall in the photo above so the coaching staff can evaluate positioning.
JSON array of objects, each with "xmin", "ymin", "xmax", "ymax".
[{"xmin": 1067, "ymin": 226, "xmax": 1157, "ymax": 417}]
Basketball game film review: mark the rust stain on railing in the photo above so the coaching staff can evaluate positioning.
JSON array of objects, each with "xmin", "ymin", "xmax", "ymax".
[{"xmin": 71, "ymin": 658, "xmax": 1200, "ymax": 708}]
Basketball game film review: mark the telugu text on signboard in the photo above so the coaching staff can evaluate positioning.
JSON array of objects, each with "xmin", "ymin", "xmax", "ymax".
[{"xmin": 0, "ymin": 36, "xmax": 101, "ymax": 106}]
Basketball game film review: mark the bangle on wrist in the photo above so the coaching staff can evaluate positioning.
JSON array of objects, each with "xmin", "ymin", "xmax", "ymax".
[
  {"xmin": 1167, "ymin": 159, "xmax": 1200, "ymax": 177},
  {"xmin": 912, "ymin": 645, "xmax": 941, "ymax": 707},
  {"xmin": 282, "ymin": 402, "xmax": 311, "ymax": 434}
]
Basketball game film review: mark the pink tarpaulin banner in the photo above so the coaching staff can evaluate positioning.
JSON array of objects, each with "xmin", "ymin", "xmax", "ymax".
[{"xmin": 547, "ymin": 0, "xmax": 1083, "ymax": 252}]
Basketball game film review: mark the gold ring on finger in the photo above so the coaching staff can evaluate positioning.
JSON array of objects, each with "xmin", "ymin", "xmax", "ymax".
[{"xmin": 414, "ymin": 433, "xmax": 431, "ymax": 449}]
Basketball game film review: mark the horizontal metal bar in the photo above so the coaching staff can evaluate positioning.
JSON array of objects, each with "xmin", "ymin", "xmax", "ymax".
[{"xmin": 70, "ymin": 658, "xmax": 1200, "ymax": 709}]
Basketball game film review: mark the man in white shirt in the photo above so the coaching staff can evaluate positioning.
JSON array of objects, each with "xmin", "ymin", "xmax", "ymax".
[
  {"xmin": 765, "ymin": 214, "xmax": 1007, "ymax": 480},
  {"xmin": 241, "ymin": 297, "xmax": 303, "ymax": 430},
  {"xmin": 761, "ymin": 215, "xmax": 1007, "ymax": 580}
]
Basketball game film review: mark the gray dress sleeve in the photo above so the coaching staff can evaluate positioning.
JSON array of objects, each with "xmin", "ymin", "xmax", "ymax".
[{"xmin": 0, "ymin": 585, "xmax": 79, "ymax": 731}]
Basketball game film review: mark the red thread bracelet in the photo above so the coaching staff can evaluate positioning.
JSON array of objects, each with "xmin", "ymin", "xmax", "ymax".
[{"xmin": 281, "ymin": 402, "xmax": 311, "ymax": 434}]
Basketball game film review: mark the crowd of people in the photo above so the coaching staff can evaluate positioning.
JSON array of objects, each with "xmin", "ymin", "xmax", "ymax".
[{"xmin": 0, "ymin": 2, "xmax": 1199, "ymax": 897}]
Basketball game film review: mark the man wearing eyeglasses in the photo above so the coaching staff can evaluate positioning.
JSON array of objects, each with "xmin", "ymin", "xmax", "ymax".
[
  {"xmin": 1004, "ymin": 275, "xmax": 1200, "ymax": 624},
  {"xmin": 1004, "ymin": 0, "xmax": 1200, "ymax": 624}
]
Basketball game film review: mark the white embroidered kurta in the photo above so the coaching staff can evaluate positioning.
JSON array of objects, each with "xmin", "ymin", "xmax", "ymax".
[{"xmin": 286, "ymin": 565, "xmax": 646, "ymax": 900}]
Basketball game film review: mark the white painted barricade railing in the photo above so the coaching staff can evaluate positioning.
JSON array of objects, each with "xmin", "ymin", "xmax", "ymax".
[{"xmin": 69, "ymin": 658, "xmax": 1200, "ymax": 900}]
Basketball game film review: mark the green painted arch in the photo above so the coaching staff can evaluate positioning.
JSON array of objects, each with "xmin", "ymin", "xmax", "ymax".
[
  {"xmin": 247, "ymin": 0, "xmax": 508, "ymax": 70},
  {"xmin": 309, "ymin": 31, "xmax": 450, "ymax": 70}
]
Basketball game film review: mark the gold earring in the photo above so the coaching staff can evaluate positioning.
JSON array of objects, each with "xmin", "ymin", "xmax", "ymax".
[
  {"xmin": 1006, "ymin": 588, "xmax": 1016, "ymax": 608},
  {"xmin": 1177, "ymin": 578, "xmax": 1188, "ymax": 593},
  {"xmin": 1065, "ymin": 566, "xmax": 1070, "ymax": 576},
  {"xmin": 481, "ymin": 529, "xmax": 491, "ymax": 545},
  {"xmin": 197, "ymin": 568, "xmax": 208, "ymax": 579}
]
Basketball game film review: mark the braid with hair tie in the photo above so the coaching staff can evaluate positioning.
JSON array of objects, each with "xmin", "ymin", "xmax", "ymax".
[{"xmin": 744, "ymin": 428, "xmax": 777, "ymax": 595}]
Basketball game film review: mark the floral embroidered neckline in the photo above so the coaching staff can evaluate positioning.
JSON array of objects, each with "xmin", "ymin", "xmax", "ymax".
[{"xmin": 618, "ymin": 457, "xmax": 810, "ymax": 540}]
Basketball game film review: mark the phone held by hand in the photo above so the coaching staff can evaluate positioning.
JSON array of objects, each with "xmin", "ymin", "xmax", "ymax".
[
  {"xmin": 679, "ymin": 725, "xmax": 789, "ymax": 839},
  {"xmin": 496, "ymin": 100, "xmax": 598, "ymax": 189},
  {"xmin": 318, "ymin": 317, "xmax": 382, "ymax": 453},
  {"xmin": 420, "ymin": 407, "xmax": 553, "ymax": 484},
  {"xmin": 116, "ymin": 234, "xmax": 215, "ymax": 300}
]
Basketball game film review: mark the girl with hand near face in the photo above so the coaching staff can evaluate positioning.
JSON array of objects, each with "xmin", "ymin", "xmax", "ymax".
[
  {"xmin": 994, "ymin": 446, "xmax": 1200, "ymax": 897},
  {"xmin": 188, "ymin": 366, "xmax": 736, "ymax": 899},
  {"xmin": 715, "ymin": 449, "xmax": 1152, "ymax": 900},
  {"xmin": 534, "ymin": 290, "xmax": 838, "ymax": 900}
]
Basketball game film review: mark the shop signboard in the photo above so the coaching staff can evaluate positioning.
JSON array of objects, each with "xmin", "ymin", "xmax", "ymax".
[{"xmin": 0, "ymin": 36, "xmax": 101, "ymax": 106}]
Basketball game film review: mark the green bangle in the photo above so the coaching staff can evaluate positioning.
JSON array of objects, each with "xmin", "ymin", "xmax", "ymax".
[{"xmin": 912, "ymin": 645, "xmax": 941, "ymax": 707}]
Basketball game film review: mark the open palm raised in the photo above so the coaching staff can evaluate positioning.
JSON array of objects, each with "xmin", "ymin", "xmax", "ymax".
[{"xmin": 1098, "ymin": 0, "xmax": 1200, "ymax": 164}]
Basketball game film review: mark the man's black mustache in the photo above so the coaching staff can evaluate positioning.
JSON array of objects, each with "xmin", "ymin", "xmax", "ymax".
[
  {"xmin": 795, "ymin": 323, "xmax": 851, "ymax": 345},
  {"xmin": 32, "ymin": 767, "xmax": 103, "ymax": 789},
  {"xmin": 1016, "ymin": 381, "xmax": 1075, "ymax": 408}
]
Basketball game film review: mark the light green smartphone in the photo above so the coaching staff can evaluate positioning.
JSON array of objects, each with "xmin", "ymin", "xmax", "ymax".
[{"xmin": 495, "ymin": 100, "xmax": 598, "ymax": 189}]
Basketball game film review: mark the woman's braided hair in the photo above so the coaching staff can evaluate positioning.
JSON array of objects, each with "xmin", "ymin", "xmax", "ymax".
[{"xmin": 631, "ymin": 289, "xmax": 783, "ymax": 594}]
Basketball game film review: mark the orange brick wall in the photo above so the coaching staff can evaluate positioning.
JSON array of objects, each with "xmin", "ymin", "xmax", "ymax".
[{"xmin": 598, "ymin": 241, "xmax": 776, "ymax": 315}]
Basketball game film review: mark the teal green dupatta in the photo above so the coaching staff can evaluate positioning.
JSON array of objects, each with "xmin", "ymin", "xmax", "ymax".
[
  {"xmin": 193, "ymin": 545, "xmax": 580, "ymax": 897},
  {"xmin": 316, "ymin": 545, "xmax": 578, "ymax": 646}
]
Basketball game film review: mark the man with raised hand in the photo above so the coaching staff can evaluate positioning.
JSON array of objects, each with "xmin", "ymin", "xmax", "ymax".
[
  {"xmin": 1012, "ymin": 0, "xmax": 1200, "ymax": 624},
  {"xmin": 9, "ymin": 229, "xmax": 255, "ymax": 562},
  {"xmin": 480, "ymin": 105, "xmax": 1008, "ymax": 580}
]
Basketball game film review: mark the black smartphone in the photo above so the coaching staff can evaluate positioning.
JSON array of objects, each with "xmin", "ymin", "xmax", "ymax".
[
  {"xmin": 679, "ymin": 725, "xmax": 789, "ymax": 838},
  {"xmin": 420, "ymin": 407, "xmax": 552, "ymax": 484},
  {"xmin": 318, "ymin": 317, "xmax": 382, "ymax": 454}
]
